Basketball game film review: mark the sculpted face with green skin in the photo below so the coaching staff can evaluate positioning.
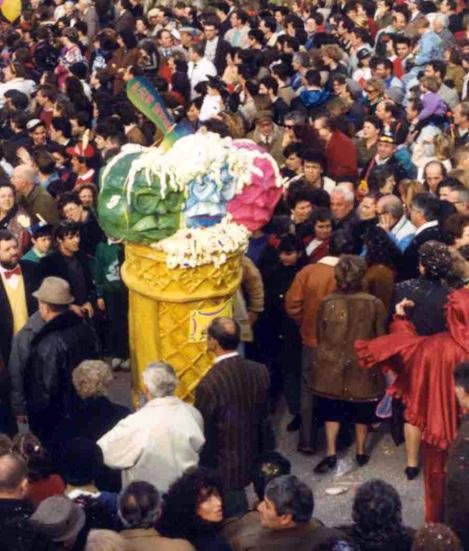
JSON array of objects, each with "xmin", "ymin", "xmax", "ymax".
[{"xmin": 98, "ymin": 151, "xmax": 185, "ymax": 245}]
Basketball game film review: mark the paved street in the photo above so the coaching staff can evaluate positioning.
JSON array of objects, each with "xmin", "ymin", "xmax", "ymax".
[
  {"xmin": 273, "ymin": 402, "xmax": 424, "ymax": 528},
  {"xmin": 110, "ymin": 371, "xmax": 424, "ymax": 528}
]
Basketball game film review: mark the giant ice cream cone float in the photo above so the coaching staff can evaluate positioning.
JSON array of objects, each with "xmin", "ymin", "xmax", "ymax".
[
  {"xmin": 98, "ymin": 79, "xmax": 285, "ymax": 405},
  {"xmin": 122, "ymin": 245, "xmax": 242, "ymax": 404}
]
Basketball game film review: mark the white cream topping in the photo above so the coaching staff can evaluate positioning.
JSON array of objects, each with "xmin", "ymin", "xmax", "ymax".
[{"xmin": 154, "ymin": 217, "xmax": 250, "ymax": 268}]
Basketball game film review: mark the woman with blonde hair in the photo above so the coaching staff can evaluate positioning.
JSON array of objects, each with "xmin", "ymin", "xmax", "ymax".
[
  {"xmin": 413, "ymin": 132, "xmax": 453, "ymax": 181},
  {"xmin": 52, "ymin": 360, "xmax": 130, "ymax": 446}
]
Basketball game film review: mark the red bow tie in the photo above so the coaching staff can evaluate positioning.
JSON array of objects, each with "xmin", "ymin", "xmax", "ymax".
[{"xmin": 4, "ymin": 266, "xmax": 21, "ymax": 279}]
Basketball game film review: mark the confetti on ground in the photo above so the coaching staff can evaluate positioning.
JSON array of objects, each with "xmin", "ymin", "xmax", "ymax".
[{"xmin": 326, "ymin": 487, "xmax": 349, "ymax": 496}]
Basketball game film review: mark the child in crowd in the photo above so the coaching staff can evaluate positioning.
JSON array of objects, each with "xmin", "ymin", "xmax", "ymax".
[{"xmin": 22, "ymin": 221, "xmax": 53, "ymax": 263}]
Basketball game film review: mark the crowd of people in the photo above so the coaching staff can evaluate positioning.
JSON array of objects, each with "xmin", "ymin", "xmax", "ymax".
[{"xmin": 0, "ymin": 0, "xmax": 469, "ymax": 549}]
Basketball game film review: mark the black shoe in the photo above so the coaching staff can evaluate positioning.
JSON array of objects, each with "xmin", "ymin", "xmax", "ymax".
[
  {"xmin": 405, "ymin": 466, "xmax": 420, "ymax": 480},
  {"xmin": 356, "ymin": 454, "xmax": 369, "ymax": 467},
  {"xmin": 313, "ymin": 455, "xmax": 337, "ymax": 474},
  {"xmin": 287, "ymin": 415, "xmax": 301, "ymax": 432}
]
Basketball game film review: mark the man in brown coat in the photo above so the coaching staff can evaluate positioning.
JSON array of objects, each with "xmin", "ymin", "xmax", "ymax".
[
  {"xmin": 225, "ymin": 475, "xmax": 343, "ymax": 551},
  {"xmin": 194, "ymin": 317, "xmax": 274, "ymax": 517},
  {"xmin": 445, "ymin": 361, "xmax": 469, "ymax": 550},
  {"xmin": 247, "ymin": 111, "xmax": 285, "ymax": 167},
  {"xmin": 285, "ymin": 230, "xmax": 352, "ymax": 453},
  {"xmin": 11, "ymin": 165, "xmax": 59, "ymax": 225}
]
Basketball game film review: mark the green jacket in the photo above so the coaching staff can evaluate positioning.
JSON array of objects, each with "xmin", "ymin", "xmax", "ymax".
[
  {"xmin": 22, "ymin": 247, "xmax": 46, "ymax": 264},
  {"xmin": 94, "ymin": 242, "xmax": 124, "ymax": 296}
]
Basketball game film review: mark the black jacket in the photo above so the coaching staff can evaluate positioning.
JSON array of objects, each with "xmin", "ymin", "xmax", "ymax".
[
  {"xmin": 398, "ymin": 224, "xmax": 445, "ymax": 281},
  {"xmin": 24, "ymin": 310, "xmax": 100, "ymax": 415},
  {"xmin": 0, "ymin": 260, "xmax": 38, "ymax": 365},
  {"xmin": 391, "ymin": 277, "xmax": 450, "ymax": 336},
  {"xmin": 201, "ymin": 37, "xmax": 231, "ymax": 74},
  {"xmin": 38, "ymin": 250, "xmax": 94, "ymax": 305},
  {"xmin": 271, "ymin": 96, "xmax": 290, "ymax": 126},
  {"xmin": 52, "ymin": 396, "xmax": 130, "ymax": 444},
  {"xmin": 0, "ymin": 498, "xmax": 55, "ymax": 551},
  {"xmin": 337, "ymin": 524, "xmax": 415, "ymax": 551},
  {"xmin": 80, "ymin": 210, "xmax": 106, "ymax": 259},
  {"xmin": 257, "ymin": 262, "xmax": 302, "ymax": 360}
]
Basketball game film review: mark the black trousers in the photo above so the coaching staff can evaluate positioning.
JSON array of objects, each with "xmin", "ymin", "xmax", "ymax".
[
  {"xmin": 299, "ymin": 345, "xmax": 317, "ymax": 451},
  {"xmin": 104, "ymin": 289, "xmax": 129, "ymax": 359}
]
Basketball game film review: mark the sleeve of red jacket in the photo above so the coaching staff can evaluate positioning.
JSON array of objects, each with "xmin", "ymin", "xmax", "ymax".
[{"xmin": 329, "ymin": 133, "xmax": 358, "ymax": 178}]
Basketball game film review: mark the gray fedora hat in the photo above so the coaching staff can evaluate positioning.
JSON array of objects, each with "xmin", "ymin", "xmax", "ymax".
[
  {"xmin": 30, "ymin": 496, "xmax": 85, "ymax": 542},
  {"xmin": 32, "ymin": 277, "xmax": 74, "ymax": 305}
]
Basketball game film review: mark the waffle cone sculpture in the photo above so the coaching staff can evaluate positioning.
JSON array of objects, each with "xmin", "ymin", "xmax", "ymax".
[
  {"xmin": 122, "ymin": 244, "xmax": 242, "ymax": 405},
  {"xmin": 99, "ymin": 115, "xmax": 285, "ymax": 404}
]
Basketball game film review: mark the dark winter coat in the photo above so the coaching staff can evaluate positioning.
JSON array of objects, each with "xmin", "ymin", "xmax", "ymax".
[
  {"xmin": 398, "ymin": 224, "xmax": 445, "ymax": 281},
  {"xmin": 52, "ymin": 396, "xmax": 130, "ymax": 444},
  {"xmin": 0, "ymin": 498, "xmax": 55, "ymax": 551},
  {"xmin": 391, "ymin": 277, "xmax": 450, "ymax": 336},
  {"xmin": 24, "ymin": 310, "xmax": 100, "ymax": 415},
  {"xmin": 38, "ymin": 250, "xmax": 94, "ymax": 305},
  {"xmin": 259, "ymin": 263, "xmax": 302, "ymax": 358}
]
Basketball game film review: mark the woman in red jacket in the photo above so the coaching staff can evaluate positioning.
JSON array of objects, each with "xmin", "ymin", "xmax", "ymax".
[{"xmin": 355, "ymin": 288, "xmax": 469, "ymax": 522}]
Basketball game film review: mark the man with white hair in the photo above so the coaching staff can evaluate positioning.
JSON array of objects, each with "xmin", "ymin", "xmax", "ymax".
[
  {"xmin": 98, "ymin": 361, "xmax": 205, "ymax": 493},
  {"xmin": 11, "ymin": 165, "xmax": 58, "ymax": 225},
  {"xmin": 431, "ymin": 12, "xmax": 455, "ymax": 52},
  {"xmin": 330, "ymin": 185, "xmax": 358, "ymax": 236},
  {"xmin": 77, "ymin": 0, "xmax": 99, "ymax": 41}
]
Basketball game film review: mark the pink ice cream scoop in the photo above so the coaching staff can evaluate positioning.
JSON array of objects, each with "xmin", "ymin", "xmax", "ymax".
[{"xmin": 227, "ymin": 140, "xmax": 284, "ymax": 232}]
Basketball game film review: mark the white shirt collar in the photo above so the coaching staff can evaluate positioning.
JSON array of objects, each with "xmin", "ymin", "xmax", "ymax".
[
  {"xmin": 392, "ymin": 215, "xmax": 410, "ymax": 235},
  {"xmin": 215, "ymin": 351, "xmax": 239, "ymax": 364},
  {"xmin": 415, "ymin": 219, "xmax": 438, "ymax": 236},
  {"xmin": 145, "ymin": 396, "xmax": 181, "ymax": 407},
  {"xmin": 306, "ymin": 238, "xmax": 323, "ymax": 256},
  {"xmin": 0, "ymin": 263, "xmax": 22, "ymax": 289},
  {"xmin": 318, "ymin": 256, "xmax": 339, "ymax": 267}
]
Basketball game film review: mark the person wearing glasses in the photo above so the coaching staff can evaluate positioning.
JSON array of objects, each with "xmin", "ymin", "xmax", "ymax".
[
  {"xmin": 363, "ymin": 77, "xmax": 385, "ymax": 115},
  {"xmin": 247, "ymin": 111, "xmax": 285, "ymax": 166},
  {"xmin": 376, "ymin": 194, "xmax": 416, "ymax": 252}
]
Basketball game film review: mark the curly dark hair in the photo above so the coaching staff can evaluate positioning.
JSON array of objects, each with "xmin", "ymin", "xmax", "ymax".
[
  {"xmin": 351, "ymin": 479, "xmax": 407, "ymax": 550},
  {"xmin": 364, "ymin": 227, "xmax": 401, "ymax": 270},
  {"xmin": 156, "ymin": 467, "xmax": 224, "ymax": 540},
  {"xmin": 418, "ymin": 240, "xmax": 452, "ymax": 281},
  {"xmin": 335, "ymin": 255, "xmax": 366, "ymax": 293}
]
